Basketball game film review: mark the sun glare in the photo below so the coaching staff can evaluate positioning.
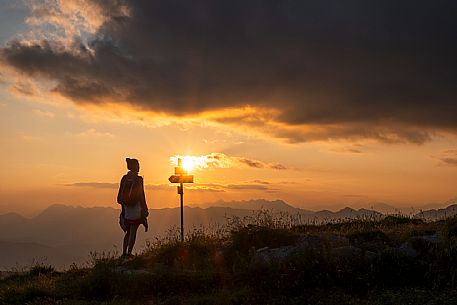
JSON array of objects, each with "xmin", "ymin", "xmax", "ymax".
[
  {"xmin": 170, "ymin": 153, "xmax": 230, "ymax": 171},
  {"xmin": 181, "ymin": 157, "xmax": 195, "ymax": 172}
]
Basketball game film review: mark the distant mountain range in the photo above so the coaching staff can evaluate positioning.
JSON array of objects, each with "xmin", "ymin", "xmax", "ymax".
[
  {"xmin": 0, "ymin": 199, "xmax": 456, "ymax": 269},
  {"xmin": 189, "ymin": 199, "xmax": 312, "ymax": 213},
  {"xmin": 414, "ymin": 204, "xmax": 457, "ymax": 220}
]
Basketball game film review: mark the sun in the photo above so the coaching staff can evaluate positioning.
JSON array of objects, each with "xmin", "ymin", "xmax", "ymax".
[
  {"xmin": 181, "ymin": 156, "xmax": 195, "ymax": 172},
  {"xmin": 170, "ymin": 155, "xmax": 208, "ymax": 172}
]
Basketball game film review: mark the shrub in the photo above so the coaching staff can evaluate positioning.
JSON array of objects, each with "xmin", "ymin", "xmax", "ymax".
[
  {"xmin": 29, "ymin": 264, "xmax": 55, "ymax": 277},
  {"xmin": 230, "ymin": 225, "xmax": 300, "ymax": 254},
  {"xmin": 381, "ymin": 216, "xmax": 424, "ymax": 226},
  {"xmin": 372, "ymin": 248, "xmax": 428, "ymax": 288},
  {"xmin": 442, "ymin": 216, "xmax": 457, "ymax": 239},
  {"xmin": 347, "ymin": 230, "xmax": 391, "ymax": 252}
]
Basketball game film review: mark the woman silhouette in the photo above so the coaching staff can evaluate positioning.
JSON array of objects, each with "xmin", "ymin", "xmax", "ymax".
[{"xmin": 117, "ymin": 158, "xmax": 149, "ymax": 258}]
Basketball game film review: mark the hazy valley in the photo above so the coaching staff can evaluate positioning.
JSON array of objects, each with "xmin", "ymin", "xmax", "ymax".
[{"xmin": 1, "ymin": 199, "xmax": 457, "ymax": 269}]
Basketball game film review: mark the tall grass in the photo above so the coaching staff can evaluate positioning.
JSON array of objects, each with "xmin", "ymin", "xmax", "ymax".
[{"xmin": 3, "ymin": 213, "xmax": 457, "ymax": 304}]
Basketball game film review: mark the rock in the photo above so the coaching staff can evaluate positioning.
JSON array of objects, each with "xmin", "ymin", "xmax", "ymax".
[
  {"xmin": 295, "ymin": 235, "xmax": 325, "ymax": 251},
  {"xmin": 398, "ymin": 242, "xmax": 419, "ymax": 258},
  {"xmin": 365, "ymin": 250, "xmax": 378, "ymax": 260},
  {"xmin": 418, "ymin": 234, "xmax": 439, "ymax": 245},
  {"xmin": 253, "ymin": 245, "xmax": 296, "ymax": 265},
  {"xmin": 332, "ymin": 246, "xmax": 377, "ymax": 260},
  {"xmin": 251, "ymin": 233, "xmax": 378, "ymax": 268},
  {"xmin": 396, "ymin": 234, "xmax": 439, "ymax": 258},
  {"xmin": 323, "ymin": 233, "xmax": 350, "ymax": 248},
  {"xmin": 332, "ymin": 246, "xmax": 375, "ymax": 260},
  {"xmin": 295, "ymin": 233, "xmax": 350, "ymax": 250},
  {"xmin": 252, "ymin": 235, "xmax": 326, "ymax": 267},
  {"xmin": 257, "ymin": 246, "xmax": 269, "ymax": 252},
  {"xmin": 332, "ymin": 246, "xmax": 362, "ymax": 258},
  {"xmin": 113, "ymin": 266, "xmax": 151, "ymax": 275},
  {"xmin": 252, "ymin": 236, "xmax": 377, "ymax": 268},
  {"xmin": 397, "ymin": 234, "xmax": 440, "ymax": 258}
]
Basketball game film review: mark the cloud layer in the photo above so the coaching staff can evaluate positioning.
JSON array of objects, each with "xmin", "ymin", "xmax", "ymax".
[
  {"xmin": 63, "ymin": 180, "xmax": 278, "ymax": 193},
  {"xmin": 2, "ymin": 0, "xmax": 457, "ymax": 143},
  {"xmin": 170, "ymin": 153, "xmax": 288, "ymax": 171},
  {"xmin": 437, "ymin": 150, "xmax": 457, "ymax": 167}
]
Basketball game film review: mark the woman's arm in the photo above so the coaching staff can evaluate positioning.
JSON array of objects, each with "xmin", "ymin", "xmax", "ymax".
[
  {"xmin": 139, "ymin": 176, "xmax": 149, "ymax": 216},
  {"xmin": 117, "ymin": 175, "xmax": 126, "ymax": 204}
]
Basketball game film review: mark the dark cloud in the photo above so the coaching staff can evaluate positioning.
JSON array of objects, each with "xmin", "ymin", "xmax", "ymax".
[
  {"xmin": 270, "ymin": 164, "xmax": 287, "ymax": 170},
  {"xmin": 439, "ymin": 158, "xmax": 457, "ymax": 166},
  {"xmin": 190, "ymin": 183, "xmax": 278, "ymax": 192},
  {"xmin": 235, "ymin": 157, "xmax": 288, "ymax": 170},
  {"xmin": 331, "ymin": 147, "xmax": 363, "ymax": 154},
  {"xmin": 438, "ymin": 150, "xmax": 457, "ymax": 167},
  {"xmin": 343, "ymin": 194, "xmax": 365, "ymax": 198},
  {"xmin": 2, "ymin": 0, "xmax": 457, "ymax": 142},
  {"xmin": 12, "ymin": 80, "xmax": 37, "ymax": 96},
  {"xmin": 237, "ymin": 157, "xmax": 287, "ymax": 170},
  {"xmin": 434, "ymin": 149, "xmax": 457, "ymax": 167},
  {"xmin": 64, "ymin": 182, "xmax": 172, "ymax": 190},
  {"xmin": 252, "ymin": 180, "xmax": 271, "ymax": 185},
  {"xmin": 225, "ymin": 184, "xmax": 274, "ymax": 191},
  {"xmin": 237, "ymin": 158, "xmax": 264, "ymax": 169}
]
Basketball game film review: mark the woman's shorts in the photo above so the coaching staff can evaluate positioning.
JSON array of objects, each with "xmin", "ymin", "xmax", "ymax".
[{"xmin": 125, "ymin": 218, "xmax": 142, "ymax": 226}]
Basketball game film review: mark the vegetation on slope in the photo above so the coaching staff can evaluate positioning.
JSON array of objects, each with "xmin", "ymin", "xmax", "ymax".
[{"xmin": 3, "ymin": 212, "xmax": 457, "ymax": 304}]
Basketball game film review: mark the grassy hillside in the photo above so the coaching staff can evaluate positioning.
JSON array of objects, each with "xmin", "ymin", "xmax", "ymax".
[{"xmin": 3, "ymin": 212, "xmax": 457, "ymax": 305}]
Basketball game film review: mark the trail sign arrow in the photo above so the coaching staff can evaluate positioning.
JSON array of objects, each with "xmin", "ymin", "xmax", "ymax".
[{"xmin": 169, "ymin": 175, "xmax": 194, "ymax": 183}]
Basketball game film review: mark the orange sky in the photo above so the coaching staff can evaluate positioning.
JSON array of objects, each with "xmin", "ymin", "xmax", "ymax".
[
  {"xmin": 1, "ymin": 88, "xmax": 456, "ymax": 216},
  {"xmin": 1, "ymin": 1, "xmax": 456, "ymax": 216}
]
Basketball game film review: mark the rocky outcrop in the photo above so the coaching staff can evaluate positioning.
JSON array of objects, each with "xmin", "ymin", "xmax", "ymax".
[
  {"xmin": 332, "ymin": 246, "xmax": 376, "ymax": 260},
  {"xmin": 251, "ymin": 233, "xmax": 441, "ymax": 266},
  {"xmin": 398, "ymin": 234, "xmax": 439, "ymax": 258},
  {"xmin": 252, "ymin": 233, "xmax": 352, "ymax": 266}
]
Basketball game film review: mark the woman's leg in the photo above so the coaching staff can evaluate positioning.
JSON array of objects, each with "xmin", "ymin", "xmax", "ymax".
[
  {"xmin": 127, "ymin": 223, "xmax": 140, "ymax": 255},
  {"xmin": 122, "ymin": 225, "xmax": 131, "ymax": 256}
]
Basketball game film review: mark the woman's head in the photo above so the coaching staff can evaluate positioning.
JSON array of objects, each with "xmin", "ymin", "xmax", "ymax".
[{"xmin": 126, "ymin": 158, "xmax": 140, "ymax": 172}]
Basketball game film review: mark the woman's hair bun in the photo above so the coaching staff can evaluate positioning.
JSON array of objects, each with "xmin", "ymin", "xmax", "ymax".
[{"xmin": 126, "ymin": 158, "xmax": 139, "ymax": 171}]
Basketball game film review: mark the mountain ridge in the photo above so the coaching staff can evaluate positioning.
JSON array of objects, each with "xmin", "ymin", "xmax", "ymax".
[{"xmin": 1, "ymin": 199, "xmax": 457, "ymax": 268}]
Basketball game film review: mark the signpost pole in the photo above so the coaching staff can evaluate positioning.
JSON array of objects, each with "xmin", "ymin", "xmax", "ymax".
[
  {"xmin": 180, "ymin": 182, "xmax": 184, "ymax": 242},
  {"xmin": 169, "ymin": 157, "xmax": 193, "ymax": 243}
]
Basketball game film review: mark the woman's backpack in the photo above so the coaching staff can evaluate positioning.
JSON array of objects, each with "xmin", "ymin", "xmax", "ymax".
[{"xmin": 120, "ymin": 176, "xmax": 141, "ymax": 205}]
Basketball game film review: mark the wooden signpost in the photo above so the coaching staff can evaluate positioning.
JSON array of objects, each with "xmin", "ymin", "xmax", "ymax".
[
  {"xmin": 168, "ymin": 158, "xmax": 194, "ymax": 242},
  {"xmin": 168, "ymin": 175, "xmax": 194, "ymax": 183}
]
